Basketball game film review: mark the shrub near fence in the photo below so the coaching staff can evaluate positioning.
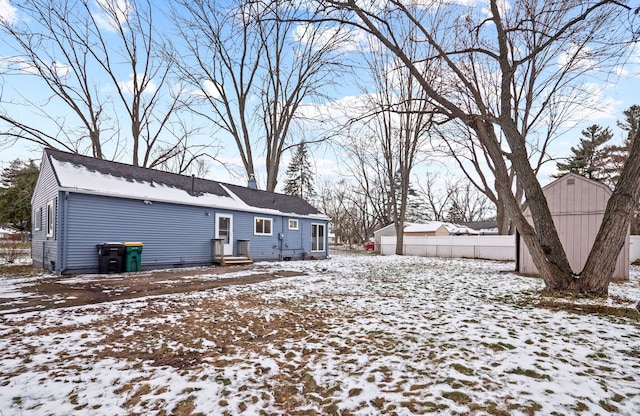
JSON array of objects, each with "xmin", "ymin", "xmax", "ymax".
[{"xmin": 380, "ymin": 235, "xmax": 516, "ymax": 261}]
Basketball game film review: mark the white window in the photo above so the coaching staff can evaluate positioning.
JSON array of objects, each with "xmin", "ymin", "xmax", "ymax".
[
  {"xmin": 254, "ymin": 217, "xmax": 273, "ymax": 235},
  {"xmin": 34, "ymin": 207, "xmax": 42, "ymax": 231},
  {"xmin": 46, "ymin": 201, "xmax": 54, "ymax": 237},
  {"xmin": 311, "ymin": 223, "xmax": 325, "ymax": 252},
  {"xmin": 288, "ymin": 219, "xmax": 299, "ymax": 230}
]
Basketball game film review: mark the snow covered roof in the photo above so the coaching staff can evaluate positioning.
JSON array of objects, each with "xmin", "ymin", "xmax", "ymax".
[
  {"xmin": 44, "ymin": 148, "xmax": 327, "ymax": 219},
  {"xmin": 459, "ymin": 221, "xmax": 499, "ymax": 231},
  {"xmin": 404, "ymin": 222, "xmax": 447, "ymax": 233},
  {"xmin": 404, "ymin": 221, "xmax": 480, "ymax": 235},
  {"xmin": 373, "ymin": 222, "xmax": 418, "ymax": 236}
]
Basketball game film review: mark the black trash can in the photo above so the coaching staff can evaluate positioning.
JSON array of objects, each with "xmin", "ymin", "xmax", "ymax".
[{"xmin": 97, "ymin": 242, "xmax": 125, "ymax": 273}]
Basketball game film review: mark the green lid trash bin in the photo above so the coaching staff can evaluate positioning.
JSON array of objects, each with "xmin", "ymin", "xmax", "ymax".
[{"xmin": 124, "ymin": 242, "xmax": 143, "ymax": 272}]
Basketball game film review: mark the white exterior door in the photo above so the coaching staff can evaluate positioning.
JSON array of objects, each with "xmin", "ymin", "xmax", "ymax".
[{"xmin": 215, "ymin": 214, "xmax": 233, "ymax": 256}]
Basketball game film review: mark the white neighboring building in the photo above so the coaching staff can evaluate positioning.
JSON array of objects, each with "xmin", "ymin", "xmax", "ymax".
[
  {"xmin": 373, "ymin": 222, "xmax": 418, "ymax": 249},
  {"xmin": 459, "ymin": 221, "xmax": 499, "ymax": 235},
  {"xmin": 404, "ymin": 221, "xmax": 480, "ymax": 237},
  {"xmin": 373, "ymin": 220, "xmax": 480, "ymax": 250}
]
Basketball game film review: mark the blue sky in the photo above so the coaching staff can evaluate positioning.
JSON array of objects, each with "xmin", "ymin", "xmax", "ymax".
[{"xmin": 1, "ymin": 0, "xmax": 639, "ymax": 190}]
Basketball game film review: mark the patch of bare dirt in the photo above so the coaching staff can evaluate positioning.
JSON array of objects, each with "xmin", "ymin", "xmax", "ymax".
[{"xmin": 0, "ymin": 265, "xmax": 305, "ymax": 315}]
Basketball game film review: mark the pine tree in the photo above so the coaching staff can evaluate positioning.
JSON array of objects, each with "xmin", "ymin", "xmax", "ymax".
[
  {"xmin": 555, "ymin": 124, "xmax": 612, "ymax": 182},
  {"xmin": 0, "ymin": 159, "xmax": 39, "ymax": 230},
  {"xmin": 283, "ymin": 142, "xmax": 315, "ymax": 200},
  {"xmin": 390, "ymin": 171, "xmax": 424, "ymax": 222},
  {"xmin": 617, "ymin": 104, "xmax": 640, "ymax": 148},
  {"xmin": 446, "ymin": 201, "xmax": 465, "ymax": 223},
  {"xmin": 600, "ymin": 105, "xmax": 640, "ymax": 189},
  {"xmin": 614, "ymin": 105, "xmax": 640, "ymax": 233}
]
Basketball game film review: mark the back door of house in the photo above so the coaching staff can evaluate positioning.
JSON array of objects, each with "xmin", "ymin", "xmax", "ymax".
[{"xmin": 215, "ymin": 214, "xmax": 233, "ymax": 256}]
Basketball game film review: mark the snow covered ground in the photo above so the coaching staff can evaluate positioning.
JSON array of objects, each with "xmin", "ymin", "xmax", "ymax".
[{"xmin": 1, "ymin": 254, "xmax": 640, "ymax": 415}]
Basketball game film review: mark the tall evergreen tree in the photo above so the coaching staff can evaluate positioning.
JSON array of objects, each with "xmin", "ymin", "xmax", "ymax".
[
  {"xmin": 0, "ymin": 159, "xmax": 39, "ymax": 230},
  {"xmin": 614, "ymin": 105, "xmax": 640, "ymax": 234},
  {"xmin": 617, "ymin": 104, "xmax": 640, "ymax": 148},
  {"xmin": 604, "ymin": 105, "xmax": 640, "ymax": 186},
  {"xmin": 555, "ymin": 125, "xmax": 613, "ymax": 182},
  {"xmin": 390, "ymin": 171, "xmax": 424, "ymax": 223},
  {"xmin": 446, "ymin": 201, "xmax": 465, "ymax": 223},
  {"xmin": 283, "ymin": 142, "xmax": 315, "ymax": 200}
]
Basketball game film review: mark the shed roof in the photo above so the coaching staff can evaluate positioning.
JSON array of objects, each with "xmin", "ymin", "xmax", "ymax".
[
  {"xmin": 542, "ymin": 172, "xmax": 611, "ymax": 194},
  {"xmin": 459, "ymin": 221, "xmax": 498, "ymax": 231},
  {"xmin": 373, "ymin": 222, "xmax": 418, "ymax": 237},
  {"xmin": 43, "ymin": 148, "xmax": 327, "ymax": 218},
  {"xmin": 404, "ymin": 221, "xmax": 480, "ymax": 235},
  {"xmin": 404, "ymin": 222, "xmax": 447, "ymax": 233}
]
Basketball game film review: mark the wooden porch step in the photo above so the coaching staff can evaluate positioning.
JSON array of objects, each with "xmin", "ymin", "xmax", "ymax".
[{"xmin": 214, "ymin": 256, "xmax": 253, "ymax": 266}]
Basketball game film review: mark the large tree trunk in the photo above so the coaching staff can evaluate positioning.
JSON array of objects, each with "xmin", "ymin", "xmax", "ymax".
[
  {"xmin": 474, "ymin": 118, "xmax": 574, "ymax": 290},
  {"xmin": 395, "ymin": 220, "xmax": 404, "ymax": 255},
  {"xmin": 575, "ymin": 130, "xmax": 640, "ymax": 294},
  {"xmin": 495, "ymin": 200, "xmax": 510, "ymax": 235}
]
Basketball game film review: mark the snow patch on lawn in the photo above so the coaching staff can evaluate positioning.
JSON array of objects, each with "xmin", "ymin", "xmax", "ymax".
[{"xmin": 1, "ymin": 255, "xmax": 640, "ymax": 415}]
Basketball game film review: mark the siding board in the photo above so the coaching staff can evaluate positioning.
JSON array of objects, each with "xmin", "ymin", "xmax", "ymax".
[
  {"xmin": 519, "ymin": 173, "xmax": 628, "ymax": 279},
  {"xmin": 31, "ymin": 156, "xmax": 60, "ymax": 270}
]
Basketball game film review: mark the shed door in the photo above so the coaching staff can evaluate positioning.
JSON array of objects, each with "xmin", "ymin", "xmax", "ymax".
[{"xmin": 215, "ymin": 214, "xmax": 233, "ymax": 256}]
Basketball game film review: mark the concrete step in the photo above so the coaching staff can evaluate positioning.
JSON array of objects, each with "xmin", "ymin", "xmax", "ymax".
[{"xmin": 214, "ymin": 256, "xmax": 253, "ymax": 266}]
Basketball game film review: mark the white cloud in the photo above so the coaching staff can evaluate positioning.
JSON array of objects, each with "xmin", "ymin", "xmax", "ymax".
[
  {"xmin": 50, "ymin": 61, "xmax": 71, "ymax": 77},
  {"xmin": 192, "ymin": 79, "xmax": 222, "ymax": 99},
  {"xmin": 557, "ymin": 43, "xmax": 597, "ymax": 72},
  {"xmin": 481, "ymin": 0, "xmax": 511, "ymax": 17},
  {"xmin": 0, "ymin": 56, "xmax": 38, "ymax": 74},
  {"xmin": 572, "ymin": 82, "xmax": 619, "ymax": 122},
  {"xmin": 118, "ymin": 73, "xmax": 157, "ymax": 95},
  {"xmin": 620, "ymin": 43, "xmax": 640, "ymax": 79},
  {"xmin": 0, "ymin": 0, "xmax": 17, "ymax": 25},
  {"xmin": 292, "ymin": 23, "xmax": 371, "ymax": 55},
  {"xmin": 440, "ymin": 0, "xmax": 479, "ymax": 6},
  {"xmin": 0, "ymin": 56, "xmax": 72, "ymax": 78},
  {"xmin": 92, "ymin": 0, "xmax": 132, "ymax": 33},
  {"xmin": 297, "ymin": 94, "xmax": 371, "ymax": 123},
  {"xmin": 615, "ymin": 66, "xmax": 629, "ymax": 77}
]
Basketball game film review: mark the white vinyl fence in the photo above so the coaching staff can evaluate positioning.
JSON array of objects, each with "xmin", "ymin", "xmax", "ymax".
[
  {"xmin": 381, "ymin": 235, "xmax": 640, "ymax": 263},
  {"xmin": 630, "ymin": 236, "xmax": 640, "ymax": 263},
  {"xmin": 380, "ymin": 235, "xmax": 516, "ymax": 261}
]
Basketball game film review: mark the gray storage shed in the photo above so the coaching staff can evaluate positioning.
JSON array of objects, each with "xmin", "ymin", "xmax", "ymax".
[{"xmin": 518, "ymin": 173, "xmax": 629, "ymax": 280}]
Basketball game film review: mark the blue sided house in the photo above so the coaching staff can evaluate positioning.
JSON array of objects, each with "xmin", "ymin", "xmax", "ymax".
[{"xmin": 31, "ymin": 148, "xmax": 330, "ymax": 274}]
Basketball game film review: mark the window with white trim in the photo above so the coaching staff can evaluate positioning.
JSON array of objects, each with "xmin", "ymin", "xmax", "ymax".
[
  {"xmin": 288, "ymin": 219, "xmax": 299, "ymax": 230},
  {"xmin": 254, "ymin": 217, "xmax": 273, "ymax": 235},
  {"xmin": 34, "ymin": 207, "xmax": 42, "ymax": 231},
  {"xmin": 311, "ymin": 223, "xmax": 325, "ymax": 252},
  {"xmin": 46, "ymin": 200, "xmax": 54, "ymax": 237}
]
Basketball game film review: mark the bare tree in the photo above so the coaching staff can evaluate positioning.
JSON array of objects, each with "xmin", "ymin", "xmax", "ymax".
[
  {"xmin": 0, "ymin": 0, "xmax": 205, "ymax": 171},
  {"xmin": 446, "ymin": 179, "xmax": 494, "ymax": 223},
  {"xmin": 172, "ymin": 0, "xmax": 346, "ymax": 191},
  {"xmin": 317, "ymin": 178, "xmax": 376, "ymax": 246},
  {"xmin": 340, "ymin": 32, "xmax": 436, "ymax": 254},
  {"xmin": 434, "ymin": 122, "xmax": 518, "ymax": 234},
  {"xmin": 337, "ymin": 131, "xmax": 392, "ymax": 230},
  {"xmin": 417, "ymin": 174, "xmax": 494, "ymax": 223},
  {"xmin": 1, "ymin": 0, "xmax": 110, "ymax": 157},
  {"xmin": 317, "ymin": 0, "xmax": 639, "ymax": 294},
  {"xmin": 416, "ymin": 173, "xmax": 454, "ymax": 222}
]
